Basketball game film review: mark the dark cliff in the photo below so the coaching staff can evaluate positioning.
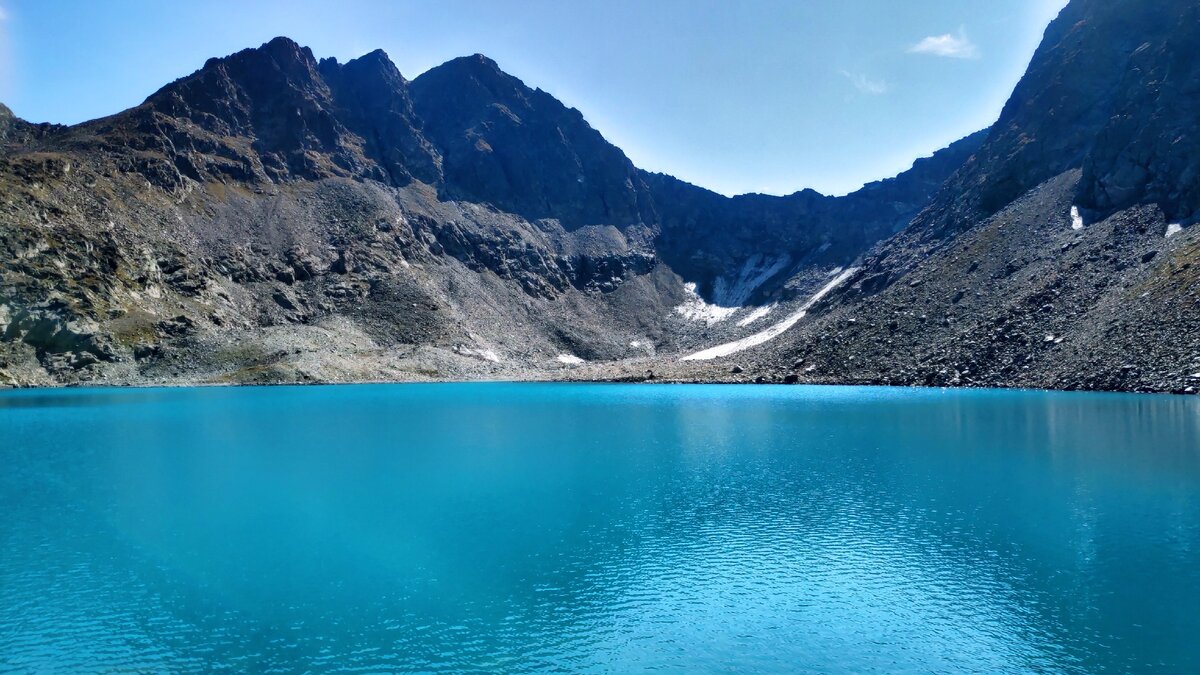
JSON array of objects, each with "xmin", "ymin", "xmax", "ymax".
[{"xmin": 737, "ymin": 0, "xmax": 1200, "ymax": 395}]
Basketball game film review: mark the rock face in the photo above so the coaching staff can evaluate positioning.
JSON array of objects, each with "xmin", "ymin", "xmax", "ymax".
[
  {"xmin": 646, "ymin": 131, "xmax": 986, "ymax": 295},
  {"xmin": 1076, "ymin": 1, "xmax": 1200, "ymax": 221},
  {"xmin": 712, "ymin": 0, "xmax": 1200, "ymax": 394},
  {"xmin": 87, "ymin": 37, "xmax": 439, "ymax": 187},
  {"xmin": 1, "ymin": 0, "xmax": 1197, "ymax": 393},
  {"xmin": 896, "ymin": 0, "xmax": 1200, "ymax": 248},
  {"xmin": 410, "ymin": 55, "xmax": 657, "ymax": 228}
]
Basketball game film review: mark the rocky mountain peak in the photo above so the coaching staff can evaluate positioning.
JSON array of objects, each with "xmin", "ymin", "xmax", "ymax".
[
  {"xmin": 1075, "ymin": 0, "xmax": 1200, "ymax": 221},
  {"xmin": 432, "ymin": 54, "xmax": 507, "ymax": 81},
  {"xmin": 411, "ymin": 54, "xmax": 656, "ymax": 228},
  {"xmin": 94, "ymin": 37, "xmax": 439, "ymax": 187},
  {"xmin": 410, "ymin": 54, "xmax": 535, "ymax": 130},
  {"xmin": 174, "ymin": 36, "xmax": 327, "ymax": 114},
  {"xmin": 0, "ymin": 103, "xmax": 14, "ymax": 140},
  {"xmin": 330, "ymin": 49, "xmax": 407, "ymax": 87},
  {"xmin": 136, "ymin": 36, "xmax": 350, "ymax": 183},
  {"xmin": 908, "ymin": 0, "xmax": 1200, "ymax": 243},
  {"xmin": 258, "ymin": 36, "xmax": 319, "ymax": 69},
  {"xmin": 327, "ymin": 53, "xmax": 442, "ymax": 185}
]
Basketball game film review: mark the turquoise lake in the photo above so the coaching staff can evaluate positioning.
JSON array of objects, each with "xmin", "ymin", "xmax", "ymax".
[{"xmin": 2, "ymin": 383, "xmax": 1199, "ymax": 672}]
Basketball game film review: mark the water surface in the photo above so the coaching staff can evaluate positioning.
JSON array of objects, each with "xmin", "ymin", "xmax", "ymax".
[{"xmin": 2, "ymin": 383, "xmax": 1199, "ymax": 671}]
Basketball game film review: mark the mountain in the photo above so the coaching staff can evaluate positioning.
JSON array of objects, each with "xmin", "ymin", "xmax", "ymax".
[
  {"xmin": 2, "ymin": 0, "xmax": 1196, "ymax": 393},
  {"xmin": 0, "ymin": 34, "xmax": 974, "ymax": 387},
  {"xmin": 691, "ymin": 0, "xmax": 1200, "ymax": 394},
  {"xmin": 410, "ymin": 53, "xmax": 657, "ymax": 228},
  {"xmin": 646, "ymin": 131, "xmax": 987, "ymax": 292}
]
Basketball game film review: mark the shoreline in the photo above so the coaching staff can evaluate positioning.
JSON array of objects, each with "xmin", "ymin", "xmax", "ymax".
[{"xmin": 1, "ymin": 372, "xmax": 1195, "ymax": 398}]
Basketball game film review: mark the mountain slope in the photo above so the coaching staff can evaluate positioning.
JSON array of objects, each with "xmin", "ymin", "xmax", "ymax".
[
  {"xmin": 410, "ymin": 54, "xmax": 657, "ymax": 228},
  {"xmin": 4, "ymin": 0, "xmax": 1195, "ymax": 393},
  {"xmin": 0, "ymin": 38, "xmax": 972, "ymax": 387},
  {"xmin": 685, "ymin": 0, "xmax": 1200, "ymax": 394},
  {"xmin": 647, "ymin": 130, "xmax": 986, "ymax": 295},
  {"xmin": 870, "ymin": 0, "xmax": 1200, "ymax": 263}
]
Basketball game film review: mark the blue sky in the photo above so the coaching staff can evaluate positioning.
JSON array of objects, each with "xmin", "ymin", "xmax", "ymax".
[{"xmin": 0, "ymin": 0, "xmax": 1066, "ymax": 196}]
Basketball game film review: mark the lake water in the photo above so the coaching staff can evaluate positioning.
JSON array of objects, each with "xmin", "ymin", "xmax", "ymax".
[{"xmin": 2, "ymin": 383, "xmax": 1199, "ymax": 672}]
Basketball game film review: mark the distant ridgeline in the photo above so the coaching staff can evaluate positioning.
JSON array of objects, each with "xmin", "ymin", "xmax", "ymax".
[{"xmin": 1, "ymin": 0, "xmax": 1197, "ymax": 393}]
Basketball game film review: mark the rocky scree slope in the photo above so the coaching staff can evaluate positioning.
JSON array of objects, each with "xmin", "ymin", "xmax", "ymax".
[
  {"xmin": 0, "ymin": 38, "xmax": 971, "ymax": 387},
  {"xmin": 681, "ymin": 0, "xmax": 1200, "ymax": 394}
]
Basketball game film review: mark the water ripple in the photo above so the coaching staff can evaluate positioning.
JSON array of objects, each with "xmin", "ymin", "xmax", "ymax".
[{"xmin": 1, "ymin": 383, "xmax": 1198, "ymax": 672}]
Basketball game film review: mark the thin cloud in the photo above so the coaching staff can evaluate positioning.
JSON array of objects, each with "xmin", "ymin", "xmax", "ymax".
[
  {"xmin": 0, "ymin": 6, "xmax": 7, "ymax": 21},
  {"xmin": 909, "ymin": 29, "xmax": 979, "ymax": 59},
  {"xmin": 839, "ymin": 70, "xmax": 889, "ymax": 95}
]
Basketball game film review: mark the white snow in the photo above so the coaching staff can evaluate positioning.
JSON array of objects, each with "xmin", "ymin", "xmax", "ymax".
[
  {"xmin": 1166, "ymin": 223, "xmax": 1183, "ymax": 238},
  {"xmin": 724, "ymin": 268, "xmax": 842, "ymax": 326},
  {"xmin": 628, "ymin": 340, "xmax": 655, "ymax": 356},
  {"xmin": 714, "ymin": 255, "xmax": 791, "ymax": 306},
  {"xmin": 681, "ymin": 267, "xmax": 860, "ymax": 361},
  {"xmin": 556, "ymin": 354, "xmax": 585, "ymax": 365},
  {"xmin": 737, "ymin": 304, "xmax": 776, "ymax": 327},
  {"xmin": 1070, "ymin": 206, "xmax": 1084, "ymax": 230},
  {"xmin": 458, "ymin": 347, "xmax": 501, "ymax": 362},
  {"xmin": 675, "ymin": 282, "xmax": 741, "ymax": 324},
  {"xmin": 675, "ymin": 254, "xmax": 790, "ymax": 325}
]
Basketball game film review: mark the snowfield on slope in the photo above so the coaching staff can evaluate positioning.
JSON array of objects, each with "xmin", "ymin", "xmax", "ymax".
[
  {"xmin": 1070, "ymin": 206, "xmax": 1085, "ymax": 230},
  {"xmin": 675, "ymin": 255, "xmax": 790, "ymax": 325},
  {"xmin": 736, "ymin": 304, "xmax": 776, "ymax": 327},
  {"xmin": 457, "ymin": 346, "xmax": 501, "ymax": 362},
  {"xmin": 681, "ymin": 267, "xmax": 860, "ymax": 361}
]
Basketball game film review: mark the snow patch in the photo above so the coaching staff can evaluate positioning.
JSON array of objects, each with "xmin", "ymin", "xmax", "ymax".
[
  {"xmin": 458, "ymin": 346, "xmax": 501, "ymax": 362},
  {"xmin": 628, "ymin": 340, "xmax": 655, "ymax": 356},
  {"xmin": 1070, "ymin": 206, "xmax": 1084, "ymax": 230},
  {"xmin": 1166, "ymin": 223, "xmax": 1183, "ymax": 238},
  {"xmin": 737, "ymin": 304, "xmax": 776, "ymax": 327},
  {"xmin": 714, "ymin": 255, "xmax": 791, "ymax": 307},
  {"xmin": 675, "ymin": 255, "xmax": 790, "ymax": 325},
  {"xmin": 681, "ymin": 267, "xmax": 860, "ymax": 361},
  {"xmin": 556, "ymin": 354, "xmax": 585, "ymax": 365},
  {"xmin": 676, "ymin": 283, "xmax": 740, "ymax": 324}
]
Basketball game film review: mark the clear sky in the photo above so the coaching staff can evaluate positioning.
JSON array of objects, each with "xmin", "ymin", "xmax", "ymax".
[{"xmin": 0, "ymin": 0, "xmax": 1067, "ymax": 196}]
